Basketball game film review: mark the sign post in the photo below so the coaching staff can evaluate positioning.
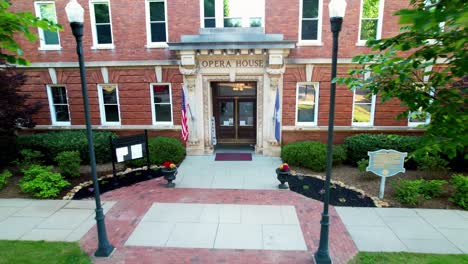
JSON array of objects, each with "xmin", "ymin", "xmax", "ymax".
[
  {"xmin": 109, "ymin": 130, "xmax": 152, "ymax": 185},
  {"xmin": 366, "ymin": 149, "xmax": 407, "ymax": 199}
]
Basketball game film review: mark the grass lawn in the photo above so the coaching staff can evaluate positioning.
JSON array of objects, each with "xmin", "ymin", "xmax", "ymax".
[
  {"xmin": 0, "ymin": 240, "xmax": 91, "ymax": 264},
  {"xmin": 349, "ymin": 252, "xmax": 468, "ymax": 264}
]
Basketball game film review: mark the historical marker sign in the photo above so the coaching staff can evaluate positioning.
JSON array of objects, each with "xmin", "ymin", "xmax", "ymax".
[{"xmin": 366, "ymin": 149, "xmax": 407, "ymax": 198}]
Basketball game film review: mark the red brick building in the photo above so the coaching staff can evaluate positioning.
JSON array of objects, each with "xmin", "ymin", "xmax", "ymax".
[{"xmin": 11, "ymin": 0, "xmax": 427, "ymax": 156}]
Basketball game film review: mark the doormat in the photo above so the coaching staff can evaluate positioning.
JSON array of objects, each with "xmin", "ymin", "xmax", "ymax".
[{"xmin": 215, "ymin": 153, "xmax": 252, "ymax": 161}]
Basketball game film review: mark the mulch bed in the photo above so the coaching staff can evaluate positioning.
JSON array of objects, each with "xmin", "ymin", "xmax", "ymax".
[
  {"xmin": 288, "ymin": 174, "xmax": 376, "ymax": 207},
  {"xmin": 291, "ymin": 165, "xmax": 462, "ymax": 210}
]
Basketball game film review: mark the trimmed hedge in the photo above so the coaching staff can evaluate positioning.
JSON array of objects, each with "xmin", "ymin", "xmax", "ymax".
[
  {"xmin": 281, "ymin": 141, "xmax": 347, "ymax": 172},
  {"xmin": 343, "ymin": 134, "xmax": 422, "ymax": 166},
  {"xmin": 17, "ymin": 131, "xmax": 117, "ymax": 164},
  {"xmin": 127, "ymin": 136, "xmax": 185, "ymax": 167}
]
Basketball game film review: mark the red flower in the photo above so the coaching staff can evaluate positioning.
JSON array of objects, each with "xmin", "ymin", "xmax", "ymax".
[
  {"xmin": 282, "ymin": 164, "xmax": 290, "ymax": 171},
  {"xmin": 162, "ymin": 161, "xmax": 173, "ymax": 169}
]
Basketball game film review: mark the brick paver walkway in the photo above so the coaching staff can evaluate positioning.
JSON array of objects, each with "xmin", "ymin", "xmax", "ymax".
[{"xmin": 80, "ymin": 177, "xmax": 358, "ymax": 264}]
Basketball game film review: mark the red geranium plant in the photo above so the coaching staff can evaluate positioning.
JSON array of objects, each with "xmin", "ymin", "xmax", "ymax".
[
  {"xmin": 162, "ymin": 161, "xmax": 177, "ymax": 170},
  {"xmin": 278, "ymin": 163, "xmax": 290, "ymax": 172}
]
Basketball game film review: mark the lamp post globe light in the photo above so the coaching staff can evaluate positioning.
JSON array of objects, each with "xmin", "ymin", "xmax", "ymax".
[
  {"xmin": 314, "ymin": 1, "xmax": 346, "ymax": 264},
  {"xmin": 65, "ymin": 0, "xmax": 115, "ymax": 257}
]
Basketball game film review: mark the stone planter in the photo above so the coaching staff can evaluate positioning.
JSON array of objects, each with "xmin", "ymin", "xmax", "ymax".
[
  {"xmin": 161, "ymin": 168, "xmax": 177, "ymax": 188},
  {"xmin": 276, "ymin": 168, "xmax": 290, "ymax": 189}
]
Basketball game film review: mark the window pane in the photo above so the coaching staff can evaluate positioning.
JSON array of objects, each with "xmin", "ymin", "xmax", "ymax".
[
  {"xmin": 301, "ymin": 20, "xmax": 318, "ymax": 40},
  {"xmin": 239, "ymin": 102, "xmax": 254, "ymax": 126},
  {"xmin": 204, "ymin": 0, "xmax": 215, "ymax": 17},
  {"xmin": 150, "ymin": 2, "xmax": 165, "ymax": 21},
  {"xmin": 151, "ymin": 23, "xmax": 167, "ymax": 42},
  {"xmin": 224, "ymin": 18, "xmax": 242, "ymax": 27},
  {"xmin": 353, "ymin": 104, "xmax": 371, "ymax": 123},
  {"xmin": 39, "ymin": 3, "xmax": 57, "ymax": 22},
  {"xmin": 155, "ymin": 104, "xmax": 172, "ymax": 122},
  {"xmin": 54, "ymin": 105, "xmax": 70, "ymax": 122},
  {"xmin": 297, "ymin": 84, "xmax": 316, "ymax": 123},
  {"xmin": 153, "ymin": 85, "xmax": 170, "ymax": 103},
  {"xmin": 104, "ymin": 105, "xmax": 119, "ymax": 122},
  {"xmin": 362, "ymin": 0, "xmax": 380, "ymax": 18},
  {"xmin": 303, "ymin": 0, "xmax": 319, "ymax": 18},
  {"xmin": 250, "ymin": 17, "xmax": 262, "ymax": 27},
  {"xmin": 355, "ymin": 89, "xmax": 372, "ymax": 103},
  {"xmin": 409, "ymin": 111, "xmax": 428, "ymax": 123},
  {"xmin": 204, "ymin": 18, "xmax": 216, "ymax": 28},
  {"xmin": 94, "ymin": 3, "xmax": 110, "ymax": 23},
  {"xmin": 360, "ymin": 19, "xmax": 378, "ymax": 40},
  {"xmin": 220, "ymin": 101, "xmax": 234, "ymax": 126},
  {"xmin": 51, "ymin": 86, "xmax": 67, "ymax": 104},
  {"xmin": 96, "ymin": 25, "xmax": 113, "ymax": 44},
  {"xmin": 102, "ymin": 86, "xmax": 117, "ymax": 104},
  {"xmin": 43, "ymin": 30, "xmax": 59, "ymax": 45}
]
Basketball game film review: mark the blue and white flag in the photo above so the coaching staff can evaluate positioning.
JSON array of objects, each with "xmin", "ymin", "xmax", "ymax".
[{"xmin": 274, "ymin": 87, "xmax": 281, "ymax": 142}]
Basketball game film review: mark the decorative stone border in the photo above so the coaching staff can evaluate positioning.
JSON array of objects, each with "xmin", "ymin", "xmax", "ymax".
[
  {"xmin": 290, "ymin": 171, "xmax": 390, "ymax": 208},
  {"xmin": 62, "ymin": 165, "xmax": 162, "ymax": 200}
]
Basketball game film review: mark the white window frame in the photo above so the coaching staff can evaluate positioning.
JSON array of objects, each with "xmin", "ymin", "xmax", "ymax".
[
  {"xmin": 408, "ymin": 69, "xmax": 432, "ymax": 127},
  {"xmin": 357, "ymin": 0, "xmax": 385, "ymax": 46},
  {"xmin": 97, "ymin": 84, "xmax": 121, "ymax": 126},
  {"xmin": 352, "ymin": 72, "xmax": 376, "ymax": 127},
  {"xmin": 145, "ymin": 0, "xmax": 169, "ymax": 48},
  {"xmin": 295, "ymin": 82, "xmax": 320, "ymax": 127},
  {"xmin": 298, "ymin": 0, "xmax": 323, "ymax": 46},
  {"xmin": 89, "ymin": 0, "xmax": 115, "ymax": 49},
  {"xmin": 200, "ymin": 0, "xmax": 265, "ymax": 29},
  {"xmin": 150, "ymin": 83, "xmax": 174, "ymax": 125},
  {"xmin": 46, "ymin": 85, "xmax": 71, "ymax": 126},
  {"xmin": 34, "ymin": 1, "xmax": 61, "ymax": 50}
]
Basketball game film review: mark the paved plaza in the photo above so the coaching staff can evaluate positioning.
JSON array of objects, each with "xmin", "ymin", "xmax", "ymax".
[{"xmin": 336, "ymin": 207, "xmax": 468, "ymax": 254}]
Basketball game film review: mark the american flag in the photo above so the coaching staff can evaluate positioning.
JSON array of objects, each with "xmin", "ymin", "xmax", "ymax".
[{"xmin": 181, "ymin": 86, "xmax": 189, "ymax": 142}]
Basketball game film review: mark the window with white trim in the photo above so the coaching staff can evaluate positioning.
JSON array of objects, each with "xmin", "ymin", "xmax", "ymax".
[
  {"xmin": 98, "ymin": 84, "xmax": 120, "ymax": 125},
  {"xmin": 89, "ymin": 0, "xmax": 114, "ymax": 48},
  {"xmin": 299, "ymin": 0, "xmax": 322, "ymax": 42},
  {"xmin": 146, "ymin": 0, "xmax": 168, "ymax": 45},
  {"xmin": 150, "ymin": 84, "xmax": 173, "ymax": 125},
  {"xmin": 296, "ymin": 83, "xmax": 319, "ymax": 126},
  {"xmin": 352, "ymin": 88, "xmax": 376, "ymax": 126},
  {"xmin": 46, "ymin": 85, "xmax": 70, "ymax": 125},
  {"xmin": 34, "ymin": 1, "xmax": 60, "ymax": 50},
  {"xmin": 358, "ymin": 0, "xmax": 384, "ymax": 44},
  {"xmin": 201, "ymin": 0, "xmax": 264, "ymax": 28},
  {"xmin": 408, "ymin": 79, "xmax": 432, "ymax": 127}
]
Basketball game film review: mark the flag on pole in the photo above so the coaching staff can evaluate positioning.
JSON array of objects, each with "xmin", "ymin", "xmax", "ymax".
[
  {"xmin": 274, "ymin": 87, "xmax": 281, "ymax": 142},
  {"xmin": 181, "ymin": 86, "xmax": 189, "ymax": 142}
]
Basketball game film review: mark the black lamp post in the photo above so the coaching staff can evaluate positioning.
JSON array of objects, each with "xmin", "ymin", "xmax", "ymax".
[
  {"xmin": 314, "ymin": 1, "xmax": 346, "ymax": 264},
  {"xmin": 65, "ymin": 0, "xmax": 115, "ymax": 257}
]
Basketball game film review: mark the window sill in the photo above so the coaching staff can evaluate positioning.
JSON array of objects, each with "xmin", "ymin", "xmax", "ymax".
[
  {"xmin": 51, "ymin": 122, "xmax": 71, "ymax": 126},
  {"xmin": 99, "ymin": 123, "xmax": 121, "ymax": 127},
  {"xmin": 38, "ymin": 46, "xmax": 62, "ymax": 51},
  {"xmin": 356, "ymin": 41, "xmax": 369, "ymax": 47},
  {"xmin": 146, "ymin": 43, "xmax": 169, "ymax": 49},
  {"xmin": 352, "ymin": 123, "xmax": 373, "ymax": 127},
  {"xmin": 295, "ymin": 123, "xmax": 318, "ymax": 128},
  {"xmin": 91, "ymin": 44, "xmax": 115, "ymax": 50},
  {"xmin": 297, "ymin": 41, "xmax": 323, "ymax": 47}
]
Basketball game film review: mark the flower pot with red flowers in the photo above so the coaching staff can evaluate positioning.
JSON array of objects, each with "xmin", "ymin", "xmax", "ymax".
[
  {"xmin": 276, "ymin": 163, "xmax": 290, "ymax": 189},
  {"xmin": 161, "ymin": 161, "xmax": 177, "ymax": 188}
]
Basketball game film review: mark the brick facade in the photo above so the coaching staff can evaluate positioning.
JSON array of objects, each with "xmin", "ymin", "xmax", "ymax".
[{"xmin": 10, "ymin": 0, "xmax": 425, "ymax": 152}]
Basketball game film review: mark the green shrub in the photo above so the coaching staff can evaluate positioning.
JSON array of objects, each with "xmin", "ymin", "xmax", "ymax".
[
  {"xmin": 55, "ymin": 151, "xmax": 81, "ymax": 178},
  {"xmin": 127, "ymin": 136, "xmax": 185, "ymax": 167},
  {"xmin": 17, "ymin": 131, "xmax": 117, "ymax": 164},
  {"xmin": 19, "ymin": 165, "xmax": 70, "ymax": 199},
  {"xmin": 416, "ymin": 155, "xmax": 450, "ymax": 172},
  {"xmin": 343, "ymin": 134, "xmax": 422, "ymax": 166},
  {"xmin": 393, "ymin": 179, "xmax": 447, "ymax": 205},
  {"xmin": 20, "ymin": 149, "xmax": 44, "ymax": 164},
  {"xmin": 0, "ymin": 170, "xmax": 12, "ymax": 189},
  {"xmin": 393, "ymin": 179, "xmax": 424, "ymax": 205},
  {"xmin": 357, "ymin": 159, "xmax": 369, "ymax": 173},
  {"xmin": 281, "ymin": 141, "xmax": 347, "ymax": 172},
  {"xmin": 450, "ymin": 174, "xmax": 468, "ymax": 210},
  {"xmin": 421, "ymin": 180, "xmax": 447, "ymax": 199}
]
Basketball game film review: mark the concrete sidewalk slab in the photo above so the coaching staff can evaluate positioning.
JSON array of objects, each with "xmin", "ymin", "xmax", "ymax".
[
  {"xmin": 336, "ymin": 207, "xmax": 468, "ymax": 254},
  {"xmin": 0, "ymin": 199, "xmax": 116, "ymax": 242}
]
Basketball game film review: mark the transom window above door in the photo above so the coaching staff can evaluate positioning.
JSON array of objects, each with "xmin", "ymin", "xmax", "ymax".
[{"xmin": 202, "ymin": 0, "xmax": 265, "ymax": 28}]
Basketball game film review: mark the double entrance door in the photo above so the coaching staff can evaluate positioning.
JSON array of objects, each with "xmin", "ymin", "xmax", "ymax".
[{"xmin": 213, "ymin": 82, "xmax": 256, "ymax": 144}]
